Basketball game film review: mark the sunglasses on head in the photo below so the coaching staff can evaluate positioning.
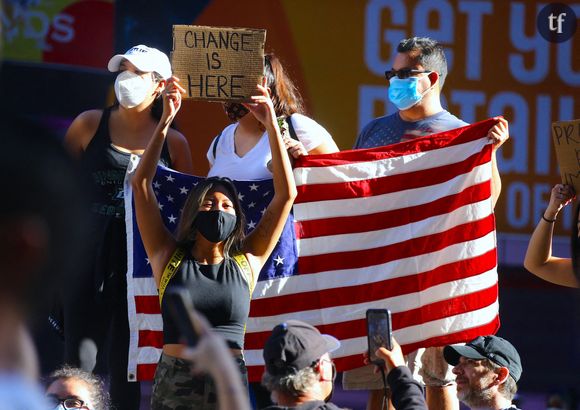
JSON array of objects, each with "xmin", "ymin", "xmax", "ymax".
[{"xmin": 384, "ymin": 68, "xmax": 431, "ymax": 81}]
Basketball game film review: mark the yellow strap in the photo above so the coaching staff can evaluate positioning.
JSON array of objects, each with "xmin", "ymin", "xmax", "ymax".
[
  {"xmin": 158, "ymin": 247, "xmax": 186, "ymax": 306},
  {"xmin": 233, "ymin": 253, "xmax": 254, "ymax": 297}
]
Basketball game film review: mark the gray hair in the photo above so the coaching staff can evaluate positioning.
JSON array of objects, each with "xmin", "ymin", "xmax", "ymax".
[
  {"xmin": 483, "ymin": 360, "xmax": 518, "ymax": 401},
  {"xmin": 46, "ymin": 366, "xmax": 110, "ymax": 410},
  {"xmin": 397, "ymin": 37, "xmax": 448, "ymax": 88},
  {"xmin": 262, "ymin": 366, "xmax": 319, "ymax": 398}
]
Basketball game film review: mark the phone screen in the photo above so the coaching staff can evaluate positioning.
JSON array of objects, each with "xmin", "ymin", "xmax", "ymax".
[{"xmin": 366, "ymin": 309, "xmax": 392, "ymax": 365}]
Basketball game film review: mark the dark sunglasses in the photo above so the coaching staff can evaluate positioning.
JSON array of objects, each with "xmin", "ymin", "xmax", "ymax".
[
  {"xmin": 47, "ymin": 396, "xmax": 88, "ymax": 409},
  {"xmin": 384, "ymin": 68, "xmax": 431, "ymax": 81}
]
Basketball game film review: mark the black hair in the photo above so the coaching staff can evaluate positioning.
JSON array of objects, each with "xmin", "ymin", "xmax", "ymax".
[
  {"xmin": 397, "ymin": 37, "xmax": 448, "ymax": 88},
  {"xmin": 46, "ymin": 366, "xmax": 110, "ymax": 410}
]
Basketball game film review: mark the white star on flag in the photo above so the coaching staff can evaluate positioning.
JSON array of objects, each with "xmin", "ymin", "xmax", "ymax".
[
  {"xmin": 179, "ymin": 186, "xmax": 189, "ymax": 194},
  {"xmin": 249, "ymin": 183, "xmax": 259, "ymax": 191},
  {"xmin": 167, "ymin": 195, "xmax": 174, "ymax": 202},
  {"xmin": 166, "ymin": 175, "xmax": 175, "ymax": 182},
  {"xmin": 274, "ymin": 255, "xmax": 284, "ymax": 266},
  {"xmin": 168, "ymin": 215, "xmax": 177, "ymax": 223},
  {"xmin": 238, "ymin": 193, "xmax": 245, "ymax": 201},
  {"xmin": 247, "ymin": 220, "xmax": 256, "ymax": 229},
  {"xmin": 248, "ymin": 202, "xmax": 256, "ymax": 208},
  {"xmin": 158, "ymin": 203, "xmax": 164, "ymax": 210},
  {"xmin": 153, "ymin": 181, "xmax": 161, "ymax": 189}
]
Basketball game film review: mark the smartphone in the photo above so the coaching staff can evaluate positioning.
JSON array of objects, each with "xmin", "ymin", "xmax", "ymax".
[
  {"xmin": 366, "ymin": 309, "xmax": 393, "ymax": 365},
  {"xmin": 164, "ymin": 286, "xmax": 199, "ymax": 347}
]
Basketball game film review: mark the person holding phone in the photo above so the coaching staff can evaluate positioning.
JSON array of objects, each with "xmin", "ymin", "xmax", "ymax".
[
  {"xmin": 131, "ymin": 76, "xmax": 296, "ymax": 409},
  {"xmin": 372, "ymin": 339, "xmax": 427, "ymax": 410},
  {"xmin": 524, "ymin": 183, "xmax": 579, "ymax": 288}
]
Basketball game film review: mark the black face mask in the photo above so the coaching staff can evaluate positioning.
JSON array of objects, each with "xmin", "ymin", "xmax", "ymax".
[
  {"xmin": 223, "ymin": 102, "xmax": 250, "ymax": 122},
  {"xmin": 194, "ymin": 210, "xmax": 237, "ymax": 243}
]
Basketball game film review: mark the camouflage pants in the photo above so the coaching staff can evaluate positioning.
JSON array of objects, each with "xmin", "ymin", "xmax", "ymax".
[{"xmin": 151, "ymin": 353, "xmax": 248, "ymax": 410}]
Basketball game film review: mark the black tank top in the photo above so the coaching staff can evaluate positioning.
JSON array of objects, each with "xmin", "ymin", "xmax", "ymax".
[
  {"xmin": 162, "ymin": 255, "xmax": 251, "ymax": 349},
  {"xmin": 81, "ymin": 106, "xmax": 172, "ymax": 296},
  {"xmin": 82, "ymin": 106, "xmax": 172, "ymax": 219}
]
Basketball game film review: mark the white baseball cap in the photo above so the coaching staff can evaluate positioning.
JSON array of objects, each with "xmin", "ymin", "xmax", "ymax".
[{"xmin": 107, "ymin": 45, "xmax": 172, "ymax": 80}]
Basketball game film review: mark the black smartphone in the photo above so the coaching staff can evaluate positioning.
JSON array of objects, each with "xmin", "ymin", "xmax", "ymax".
[
  {"xmin": 165, "ymin": 286, "xmax": 199, "ymax": 347},
  {"xmin": 366, "ymin": 309, "xmax": 393, "ymax": 365}
]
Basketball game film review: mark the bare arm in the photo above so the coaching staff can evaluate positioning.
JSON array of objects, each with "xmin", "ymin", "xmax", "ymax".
[
  {"xmin": 524, "ymin": 184, "xmax": 579, "ymax": 288},
  {"xmin": 63, "ymin": 109, "xmax": 102, "ymax": 158},
  {"xmin": 487, "ymin": 117, "xmax": 509, "ymax": 208},
  {"xmin": 242, "ymin": 83, "xmax": 297, "ymax": 279},
  {"xmin": 131, "ymin": 78, "xmax": 185, "ymax": 284}
]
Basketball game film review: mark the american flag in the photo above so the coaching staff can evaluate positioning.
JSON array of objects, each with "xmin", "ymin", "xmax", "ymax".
[{"xmin": 124, "ymin": 118, "xmax": 500, "ymax": 382}]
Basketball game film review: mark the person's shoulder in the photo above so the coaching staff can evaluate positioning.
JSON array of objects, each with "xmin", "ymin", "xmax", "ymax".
[
  {"xmin": 166, "ymin": 127, "xmax": 189, "ymax": 147},
  {"xmin": 64, "ymin": 109, "xmax": 105, "ymax": 155},
  {"xmin": 72, "ymin": 109, "xmax": 104, "ymax": 129},
  {"xmin": 438, "ymin": 110, "xmax": 469, "ymax": 127}
]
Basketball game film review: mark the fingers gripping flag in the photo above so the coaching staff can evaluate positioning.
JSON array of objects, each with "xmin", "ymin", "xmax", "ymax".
[{"xmin": 125, "ymin": 118, "xmax": 500, "ymax": 382}]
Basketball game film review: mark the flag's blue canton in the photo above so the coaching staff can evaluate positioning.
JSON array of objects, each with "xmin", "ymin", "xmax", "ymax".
[{"xmin": 131, "ymin": 166, "xmax": 297, "ymax": 280}]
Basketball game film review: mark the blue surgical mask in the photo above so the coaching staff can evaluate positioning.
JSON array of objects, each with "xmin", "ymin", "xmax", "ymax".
[{"xmin": 388, "ymin": 76, "xmax": 431, "ymax": 111}]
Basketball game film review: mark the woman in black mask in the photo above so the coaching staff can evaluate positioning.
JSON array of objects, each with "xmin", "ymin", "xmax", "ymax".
[{"xmin": 131, "ymin": 76, "xmax": 297, "ymax": 410}]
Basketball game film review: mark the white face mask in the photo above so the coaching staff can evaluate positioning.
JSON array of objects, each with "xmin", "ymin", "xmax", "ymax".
[{"xmin": 114, "ymin": 70, "xmax": 154, "ymax": 109}]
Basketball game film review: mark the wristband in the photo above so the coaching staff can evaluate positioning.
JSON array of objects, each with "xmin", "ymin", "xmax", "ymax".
[{"xmin": 542, "ymin": 213, "xmax": 556, "ymax": 223}]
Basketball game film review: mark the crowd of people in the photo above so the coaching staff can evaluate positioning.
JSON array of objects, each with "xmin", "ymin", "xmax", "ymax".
[{"xmin": 2, "ymin": 34, "xmax": 577, "ymax": 410}]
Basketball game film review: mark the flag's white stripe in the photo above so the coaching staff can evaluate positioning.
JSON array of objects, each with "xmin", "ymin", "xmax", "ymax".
[
  {"xmin": 248, "ymin": 268, "xmax": 497, "ymax": 332},
  {"xmin": 136, "ymin": 347, "xmax": 162, "ymax": 365},
  {"xmin": 133, "ymin": 278, "xmax": 159, "ymax": 296},
  {"xmin": 297, "ymin": 200, "xmax": 491, "ymax": 257},
  {"xmin": 135, "ymin": 313, "xmax": 164, "ymax": 331},
  {"xmin": 294, "ymin": 138, "xmax": 488, "ymax": 186},
  {"xmin": 253, "ymin": 231, "xmax": 496, "ymax": 299},
  {"xmin": 245, "ymin": 302, "xmax": 498, "ymax": 365},
  {"xmin": 294, "ymin": 163, "xmax": 491, "ymax": 221},
  {"xmin": 124, "ymin": 161, "xmax": 139, "ymax": 380}
]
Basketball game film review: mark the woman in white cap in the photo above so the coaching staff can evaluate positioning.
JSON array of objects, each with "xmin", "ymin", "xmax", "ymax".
[{"xmin": 62, "ymin": 45, "xmax": 193, "ymax": 410}]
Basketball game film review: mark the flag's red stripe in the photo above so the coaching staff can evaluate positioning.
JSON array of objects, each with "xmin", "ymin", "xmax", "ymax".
[
  {"xmin": 250, "ymin": 248, "xmax": 496, "ymax": 317},
  {"xmin": 246, "ymin": 284, "xmax": 498, "ymax": 350},
  {"xmin": 297, "ymin": 214, "xmax": 495, "ymax": 275},
  {"xmin": 136, "ymin": 363, "xmax": 157, "ymax": 381},
  {"xmin": 135, "ymin": 295, "xmax": 161, "ymax": 314},
  {"xmin": 294, "ymin": 118, "xmax": 496, "ymax": 168},
  {"xmin": 294, "ymin": 148, "xmax": 490, "ymax": 204},
  {"xmin": 138, "ymin": 330, "xmax": 164, "ymax": 348},
  {"xmin": 296, "ymin": 182, "xmax": 491, "ymax": 239},
  {"xmin": 246, "ymin": 315, "xmax": 501, "ymax": 382}
]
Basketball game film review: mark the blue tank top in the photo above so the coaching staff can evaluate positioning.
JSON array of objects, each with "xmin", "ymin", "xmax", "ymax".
[{"xmin": 161, "ymin": 254, "xmax": 251, "ymax": 349}]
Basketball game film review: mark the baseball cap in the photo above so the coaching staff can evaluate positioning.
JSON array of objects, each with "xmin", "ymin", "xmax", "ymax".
[
  {"xmin": 263, "ymin": 320, "xmax": 340, "ymax": 376},
  {"xmin": 444, "ymin": 335, "xmax": 522, "ymax": 382},
  {"xmin": 107, "ymin": 45, "xmax": 172, "ymax": 80}
]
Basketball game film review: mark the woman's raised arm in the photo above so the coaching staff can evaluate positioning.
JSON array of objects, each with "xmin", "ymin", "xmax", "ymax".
[
  {"xmin": 242, "ymin": 82, "xmax": 297, "ymax": 279},
  {"xmin": 131, "ymin": 78, "xmax": 185, "ymax": 284}
]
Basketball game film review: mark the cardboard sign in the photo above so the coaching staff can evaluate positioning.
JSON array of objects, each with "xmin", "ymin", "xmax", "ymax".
[
  {"xmin": 552, "ymin": 119, "xmax": 580, "ymax": 194},
  {"xmin": 171, "ymin": 25, "xmax": 266, "ymax": 102}
]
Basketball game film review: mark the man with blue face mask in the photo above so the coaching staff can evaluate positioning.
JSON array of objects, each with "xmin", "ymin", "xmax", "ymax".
[{"xmin": 347, "ymin": 37, "xmax": 509, "ymax": 410}]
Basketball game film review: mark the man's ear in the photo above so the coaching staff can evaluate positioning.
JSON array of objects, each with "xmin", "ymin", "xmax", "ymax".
[
  {"xmin": 495, "ymin": 367, "xmax": 510, "ymax": 385},
  {"xmin": 428, "ymin": 71, "xmax": 439, "ymax": 87}
]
